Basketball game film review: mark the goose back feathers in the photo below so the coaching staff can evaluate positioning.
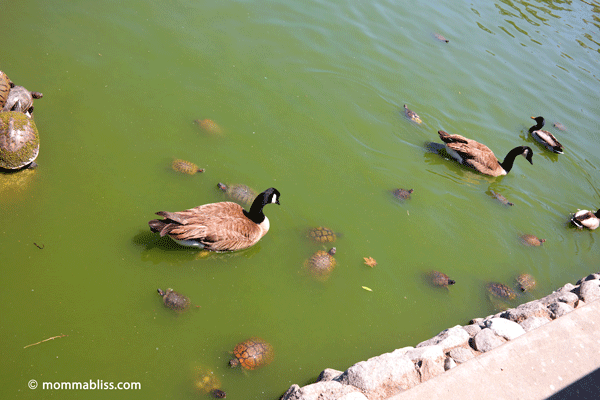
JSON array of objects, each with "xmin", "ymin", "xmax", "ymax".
[
  {"xmin": 529, "ymin": 116, "xmax": 563, "ymax": 154},
  {"xmin": 570, "ymin": 209, "xmax": 600, "ymax": 230},
  {"xmin": 149, "ymin": 187, "xmax": 280, "ymax": 251},
  {"xmin": 438, "ymin": 130, "xmax": 533, "ymax": 177}
]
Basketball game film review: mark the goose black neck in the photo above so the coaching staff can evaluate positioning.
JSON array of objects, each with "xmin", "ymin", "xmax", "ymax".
[
  {"xmin": 243, "ymin": 194, "xmax": 268, "ymax": 224},
  {"xmin": 499, "ymin": 147, "xmax": 526, "ymax": 173},
  {"xmin": 529, "ymin": 117, "xmax": 545, "ymax": 133}
]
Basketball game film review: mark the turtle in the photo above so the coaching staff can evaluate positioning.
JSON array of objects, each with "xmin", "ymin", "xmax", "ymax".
[
  {"xmin": 217, "ymin": 182, "xmax": 257, "ymax": 206},
  {"xmin": 486, "ymin": 282, "xmax": 516, "ymax": 300},
  {"xmin": 519, "ymin": 234, "xmax": 545, "ymax": 247},
  {"xmin": 211, "ymin": 389, "xmax": 226, "ymax": 398},
  {"xmin": 426, "ymin": 270, "xmax": 456, "ymax": 288},
  {"xmin": 0, "ymin": 71, "xmax": 11, "ymax": 109},
  {"xmin": 2, "ymin": 84, "xmax": 43, "ymax": 116},
  {"xmin": 305, "ymin": 248, "xmax": 337, "ymax": 281},
  {"xmin": 392, "ymin": 188, "xmax": 413, "ymax": 200},
  {"xmin": 192, "ymin": 366, "xmax": 222, "ymax": 395},
  {"xmin": 229, "ymin": 337, "xmax": 274, "ymax": 370},
  {"xmin": 0, "ymin": 111, "xmax": 40, "ymax": 170},
  {"xmin": 308, "ymin": 226, "xmax": 337, "ymax": 243},
  {"xmin": 433, "ymin": 33, "xmax": 449, "ymax": 43},
  {"xmin": 172, "ymin": 159, "xmax": 204, "ymax": 175},
  {"xmin": 515, "ymin": 273, "xmax": 536, "ymax": 292},
  {"xmin": 195, "ymin": 118, "xmax": 222, "ymax": 134},
  {"xmin": 553, "ymin": 122, "xmax": 567, "ymax": 131},
  {"xmin": 157, "ymin": 288, "xmax": 190, "ymax": 312},
  {"xmin": 489, "ymin": 189, "xmax": 514, "ymax": 206},
  {"xmin": 403, "ymin": 104, "xmax": 422, "ymax": 124}
]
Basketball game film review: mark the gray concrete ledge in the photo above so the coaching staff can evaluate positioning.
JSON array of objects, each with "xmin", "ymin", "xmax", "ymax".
[{"xmin": 387, "ymin": 299, "xmax": 600, "ymax": 400}]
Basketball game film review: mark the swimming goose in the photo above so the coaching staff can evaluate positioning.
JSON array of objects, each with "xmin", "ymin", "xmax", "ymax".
[
  {"xmin": 149, "ymin": 187, "xmax": 280, "ymax": 251},
  {"xmin": 529, "ymin": 116, "xmax": 563, "ymax": 154},
  {"xmin": 570, "ymin": 209, "xmax": 600, "ymax": 230},
  {"xmin": 437, "ymin": 130, "xmax": 533, "ymax": 177}
]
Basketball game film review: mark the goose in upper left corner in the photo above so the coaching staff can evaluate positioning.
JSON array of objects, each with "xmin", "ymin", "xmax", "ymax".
[
  {"xmin": 435, "ymin": 130, "xmax": 533, "ymax": 177},
  {"xmin": 529, "ymin": 116, "xmax": 564, "ymax": 154}
]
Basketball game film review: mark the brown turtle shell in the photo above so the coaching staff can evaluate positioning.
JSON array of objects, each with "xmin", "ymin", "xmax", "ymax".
[
  {"xmin": 520, "ymin": 234, "xmax": 545, "ymax": 247},
  {"xmin": 486, "ymin": 282, "xmax": 516, "ymax": 300},
  {"xmin": 2, "ymin": 85, "xmax": 43, "ymax": 116},
  {"xmin": 172, "ymin": 159, "xmax": 204, "ymax": 175},
  {"xmin": 433, "ymin": 33, "xmax": 449, "ymax": 43},
  {"xmin": 217, "ymin": 182, "xmax": 257, "ymax": 205},
  {"xmin": 427, "ymin": 270, "xmax": 456, "ymax": 287},
  {"xmin": 157, "ymin": 288, "xmax": 190, "ymax": 312},
  {"xmin": 392, "ymin": 188, "xmax": 413, "ymax": 200},
  {"xmin": 195, "ymin": 119, "xmax": 222, "ymax": 134},
  {"xmin": 515, "ymin": 273, "xmax": 536, "ymax": 292},
  {"xmin": 308, "ymin": 226, "xmax": 337, "ymax": 243},
  {"xmin": 489, "ymin": 190, "xmax": 514, "ymax": 206},
  {"xmin": 403, "ymin": 104, "xmax": 422, "ymax": 124},
  {"xmin": 229, "ymin": 337, "xmax": 273, "ymax": 370},
  {"xmin": 305, "ymin": 248, "xmax": 337, "ymax": 280},
  {"xmin": 0, "ymin": 111, "xmax": 39, "ymax": 169}
]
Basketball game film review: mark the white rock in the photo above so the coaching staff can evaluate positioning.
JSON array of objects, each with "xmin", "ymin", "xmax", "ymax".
[{"xmin": 485, "ymin": 317, "xmax": 526, "ymax": 340}]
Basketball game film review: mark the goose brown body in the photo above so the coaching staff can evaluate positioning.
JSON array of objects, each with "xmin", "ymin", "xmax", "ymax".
[
  {"xmin": 529, "ymin": 116, "xmax": 563, "ymax": 154},
  {"xmin": 570, "ymin": 209, "xmax": 600, "ymax": 230},
  {"xmin": 437, "ymin": 130, "xmax": 533, "ymax": 177},
  {"xmin": 149, "ymin": 188, "xmax": 280, "ymax": 251}
]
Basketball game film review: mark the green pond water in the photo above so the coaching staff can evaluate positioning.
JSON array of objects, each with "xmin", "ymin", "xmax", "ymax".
[{"xmin": 2, "ymin": 0, "xmax": 599, "ymax": 398}]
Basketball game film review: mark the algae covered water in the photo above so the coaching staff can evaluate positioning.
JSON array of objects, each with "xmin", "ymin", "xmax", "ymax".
[{"xmin": 1, "ymin": 1, "xmax": 599, "ymax": 399}]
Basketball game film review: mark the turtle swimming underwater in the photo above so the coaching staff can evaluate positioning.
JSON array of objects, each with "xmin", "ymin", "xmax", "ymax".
[
  {"xmin": 489, "ymin": 190, "xmax": 514, "ymax": 206},
  {"xmin": 403, "ymin": 104, "xmax": 422, "ymax": 124},
  {"xmin": 229, "ymin": 337, "xmax": 274, "ymax": 370},
  {"xmin": 0, "ymin": 111, "xmax": 39, "ymax": 170},
  {"xmin": 486, "ymin": 282, "xmax": 516, "ymax": 300},
  {"xmin": 433, "ymin": 33, "xmax": 449, "ymax": 43},
  {"xmin": 515, "ymin": 273, "xmax": 536, "ymax": 292},
  {"xmin": 195, "ymin": 118, "xmax": 222, "ymax": 134},
  {"xmin": 519, "ymin": 234, "xmax": 545, "ymax": 247},
  {"xmin": 426, "ymin": 270, "xmax": 456, "ymax": 288},
  {"xmin": 308, "ymin": 226, "xmax": 337, "ymax": 243},
  {"xmin": 305, "ymin": 248, "xmax": 337, "ymax": 281},
  {"xmin": 192, "ymin": 366, "xmax": 223, "ymax": 396},
  {"xmin": 217, "ymin": 182, "xmax": 257, "ymax": 206},
  {"xmin": 2, "ymin": 84, "xmax": 43, "ymax": 116},
  {"xmin": 157, "ymin": 288, "xmax": 190, "ymax": 312},
  {"xmin": 392, "ymin": 188, "xmax": 413, "ymax": 201},
  {"xmin": 172, "ymin": 159, "xmax": 204, "ymax": 175}
]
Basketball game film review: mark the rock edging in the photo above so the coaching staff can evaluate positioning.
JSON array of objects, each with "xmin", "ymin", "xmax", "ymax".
[{"xmin": 280, "ymin": 273, "xmax": 600, "ymax": 400}]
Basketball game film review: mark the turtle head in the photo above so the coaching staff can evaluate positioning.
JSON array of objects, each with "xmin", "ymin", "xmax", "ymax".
[{"xmin": 157, "ymin": 288, "xmax": 165, "ymax": 297}]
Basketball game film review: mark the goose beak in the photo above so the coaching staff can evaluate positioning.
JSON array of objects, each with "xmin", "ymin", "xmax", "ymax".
[{"xmin": 530, "ymin": 116, "xmax": 535, "ymax": 120}]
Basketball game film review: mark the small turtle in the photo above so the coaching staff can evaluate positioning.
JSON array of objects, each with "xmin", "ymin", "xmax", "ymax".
[
  {"xmin": 553, "ymin": 122, "xmax": 566, "ymax": 131},
  {"xmin": 172, "ymin": 159, "xmax": 204, "ymax": 175},
  {"xmin": 519, "ymin": 234, "xmax": 545, "ymax": 247},
  {"xmin": 211, "ymin": 389, "xmax": 226, "ymax": 398},
  {"xmin": 0, "ymin": 71, "xmax": 11, "ymax": 109},
  {"xmin": 433, "ymin": 33, "xmax": 449, "ymax": 43},
  {"xmin": 229, "ymin": 337, "xmax": 274, "ymax": 370},
  {"xmin": 2, "ymin": 84, "xmax": 43, "ymax": 116},
  {"xmin": 403, "ymin": 104, "xmax": 422, "ymax": 124},
  {"xmin": 195, "ymin": 118, "xmax": 222, "ymax": 134},
  {"xmin": 515, "ymin": 273, "xmax": 536, "ymax": 292},
  {"xmin": 392, "ymin": 188, "xmax": 413, "ymax": 200},
  {"xmin": 157, "ymin": 288, "xmax": 190, "ymax": 312},
  {"xmin": 0, "ymin": 111, "xmax": 40, "ymax": 170},
  {"xmin": 192, "ymin": 366, "xmax": 222, "ymax": 395},
  {"xmin": 308, "ymin": 226, "xmax": 337, "ymax": 243},
  {"xmin": 489, "ymin": 190, "xmax": 514, "ymax": 206},
  {"xmin": 486, "ymin": 282, "xmax": 516, "ymax": 300},
  {"xmin": 217, "ymin": 182, "xmax": 257, "ymax": 205},
  {"xmin": 427, "ymin": 270, "xmax": 456, "ymax": 288},
  {"xmin": 305, "ymin": 248, "xmax": 337, "ymax": 280}
]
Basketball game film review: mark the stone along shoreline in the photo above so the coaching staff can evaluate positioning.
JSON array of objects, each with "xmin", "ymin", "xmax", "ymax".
[{"xmin": 280, "ymin": 272, "xmax": 600, "ymax": 400}]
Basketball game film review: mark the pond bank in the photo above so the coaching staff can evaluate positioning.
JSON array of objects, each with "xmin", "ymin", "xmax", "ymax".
[{"xmin": 280, "ymin": 273, "xmax": 600, "ymax": 400}]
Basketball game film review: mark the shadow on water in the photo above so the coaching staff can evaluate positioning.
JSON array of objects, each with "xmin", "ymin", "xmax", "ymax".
[{"xmin": 546, "ymin": 366, "xmax": 600, "ymax": 400}]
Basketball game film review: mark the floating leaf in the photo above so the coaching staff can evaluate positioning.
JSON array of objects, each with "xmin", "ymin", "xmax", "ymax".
[
  {"xmin": 362, "ymin": 286, "xmax": 373, "ymax": 292},
  {"xmin": 363, "ymin": 257, "xmax": 377, "ymax": 268}
]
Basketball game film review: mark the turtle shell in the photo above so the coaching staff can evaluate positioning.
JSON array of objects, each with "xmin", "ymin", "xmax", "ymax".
[
  {"xmin": 489, "ymin": 190, "xmax": 514, "ymax": 206},
  {"xmin": 305, "ymin": 248, "xmax": 337, "ymax": 280},
  {"xmin": 2, "ymin": 85, "xmax": 43, "ymax": 116},
  {"xmin": 0, "ymin": 111, "xmax": 39, "ymax": 169},
  {"xmin": 433, "ymin": 33, "xmax": 449, "ymax": 43},
  {"xmin": 157, "ymin": 288, "xmax": 190, "ymax": 312},
  {"xmin": 308, "ymin": 226, "xmax": 337, "ymax": 243},
  {"xmin": 217, "ymin": 182, "xmax": 257, "ymax": 205},
  {"xmin": 192, "ymin": 366, "xmax": 221, "ymax": 394},
  {"xmin": 0, "ymin": 71, "xmax": 10, "ymax": 109},
  {"xmin": 515, "ymin": 273, "xmax": 536, "ymax": 292},
  {"xmin": 392, "ymin": 188, "xmax": 413, "ymax": 200},
  {"xmin": 195, "ymin": 118, "xmax": 222, "ymax": 134},
  {"xmin": 403, "ymin": 105, "xmax": 422, "ymax": 124},
  {"xmin": 172, "ymin": 159, "xmax": 204, "ymax": 175},
  {"xmin": 553, "ymin": 122, "xmax": 566, "ymax": 131},
  {"xmin": 520, "ymin": 234, "xmax": 545, "ymax": 247},
  {"xmin": 486, "ymin": 282, "xmax": 516, "ymax": 300},
  {"xmin": 229, "ymin": 337, "xmax": 273, "ymax": 370},
  {"xmin": 427, "ymin": 270, "xmax": 456, "ymax": 287}
]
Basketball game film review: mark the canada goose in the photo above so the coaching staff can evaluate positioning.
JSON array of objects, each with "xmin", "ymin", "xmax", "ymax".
[
  {"xmin": 437, "ymin": 130, "xmax": 533, "ymax": 177},
  {"xmin": 570, "ymin": 209, "xmax": 600, "ymax": 230},
  {"xmin": 529, "ymin": 116, "xmax": 564, "ymax": 154},
  {"xmin": 148, "ymin": 187, "xmax": 280, "ymax": 251}
]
